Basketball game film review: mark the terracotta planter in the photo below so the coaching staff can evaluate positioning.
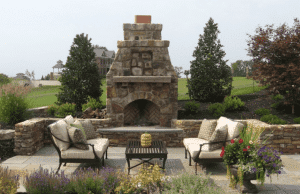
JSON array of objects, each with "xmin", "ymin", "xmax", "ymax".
[{"xmin": 230, "ymin": 165, "xmax": 260, "ymax": 193}]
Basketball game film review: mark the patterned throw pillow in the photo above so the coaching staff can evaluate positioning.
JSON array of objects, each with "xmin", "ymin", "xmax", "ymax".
[
  {"xmin": 67, "ymin": 126, "xmax": 89, "ymax": 150},
  {"xmin": 70, "ymin": 123, "xmax": 87, "ymax": 139},
  {"xmin": 79, "ymin": 120, "xmax": 98, "ymax": 140},
  {"xmin": 208, "ymin": 125, "xmax": 228, "ymax": 151},
  {"xmin": 198, "ymin": 119, "xmax": 217, "ymax": 141}
]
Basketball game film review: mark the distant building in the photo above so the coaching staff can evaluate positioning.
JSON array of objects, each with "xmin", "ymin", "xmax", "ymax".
[
  {"xmin": 51, "ymin": 49, "xmax": 115, "ymax": 80},
  {"xmin": 94, "ymin": 48, "xmax": 115, "ymax": 77}
]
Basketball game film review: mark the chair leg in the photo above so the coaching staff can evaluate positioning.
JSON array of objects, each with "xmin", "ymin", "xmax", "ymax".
[
  {"xmin": 56, "ymin": 162, "xmax": 63, "ymax": 175},
  {"xmin": 195, "ymin": 162, "xmax": 197, "ymax": 175},
  {"xmin": 185, "ymin": 147, "xmax": 187, "ymax": 159},
  {"xmin": 102, "ymin": 156, "xmax": 104, "ymax": 166},
  {"xmin": 189, "ymin": 152, "xmax": 192, "ymax": 166},
  {"xmin": 63, "ymin": 162, "xmax": 67, "ymax": 166},
  {"xmin": 105, "ymin": 148, "xmax": 108, "ymax": 159}
]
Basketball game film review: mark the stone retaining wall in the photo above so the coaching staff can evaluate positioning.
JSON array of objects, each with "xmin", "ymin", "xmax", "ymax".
[{"xmin": 1, "ymin": 118, "xmax": 300, "ymax": 156}]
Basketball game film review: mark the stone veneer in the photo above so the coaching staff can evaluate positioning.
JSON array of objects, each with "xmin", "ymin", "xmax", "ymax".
[
  {"xmin": 1, "ymin": 117, "xmax": 300, "ymax": 156},
  {"xmin": 105, "ymin": 15, "xmax": 178, "ymax": 128}
]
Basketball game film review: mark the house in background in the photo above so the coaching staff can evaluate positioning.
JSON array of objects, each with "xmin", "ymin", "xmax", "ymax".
[
  {"xmin": 50, "ymin": 48, "xmax": 115, "ymax": 80},
  {"xmin": 94, "ymin": 48, "xmax": 115, "ymax": 77},
  {"xmin": 11, "ymin": 73, "xmax": 32, "ymax": 86}
]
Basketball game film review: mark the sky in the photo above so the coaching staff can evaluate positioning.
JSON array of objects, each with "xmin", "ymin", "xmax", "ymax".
[{"xmin": 1, "ymin": 0, "xmax": 299, "ymax": 80}]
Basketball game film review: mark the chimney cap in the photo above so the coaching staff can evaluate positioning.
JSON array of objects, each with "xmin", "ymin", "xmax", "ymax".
[{"xmin": 134, "ymin": 15, "xmax": 151, "ymax": 24}]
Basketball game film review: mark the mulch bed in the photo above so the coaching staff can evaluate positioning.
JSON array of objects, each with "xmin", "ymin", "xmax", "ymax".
[{"xmin": 177, "ymin": 88, "xmax": 300, "ymax": 125}]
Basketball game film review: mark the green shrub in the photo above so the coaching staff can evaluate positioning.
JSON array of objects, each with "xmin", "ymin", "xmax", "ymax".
[
  {"xmin": 254, "ymin": 108, "xmax": 271, "ymax": 116},
  {"xmin": 46, "ymin": 104, "xmax": 60, "ymax": 116},
  {"xmin": 293, "ymin": 117, "xmax": 300, "ymax": 124},
  {"xmin": 271, "ymin": 94, "xmax": 284, "ymax": 101},
  {"xmin": 223, "ymin": 95, "xmax": 245, "ymax": 112},
  {"xmin": 260, "ymin": 114, "xmax": 287, "ymax": 125},
  {"xmin": 271, "ymin": 102, "xmax": 283, "ymax": 109},
  {"xmin": 0, "ymin": 176, "xmax": 19, "ymax": 194},
  {"xmin": 0, "ymin": 93, "xmax": 31, "ymax": 125},
  {"xmin": 208, "ymin": 103, "xmax": 226, "ymax": 117},
  {"xmin": 54, "ymin": 102, "xmax": 76, "ymax": 118},
  {"xmin": 81, "ymin": 96, "xmax": 104, "ymax": 112},
  {"xmin": 184, "ymin": 100, "xmax": 200, "ymax": 115}
]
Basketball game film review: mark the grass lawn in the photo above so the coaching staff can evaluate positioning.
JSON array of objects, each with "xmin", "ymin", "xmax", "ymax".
[{"xmin": 4, "ymin": 77, "xmax": 270, "ymax": 109}]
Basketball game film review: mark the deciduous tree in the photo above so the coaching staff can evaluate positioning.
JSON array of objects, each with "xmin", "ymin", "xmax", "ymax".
[
  {"xmin": 174, "ymin": 66, "xmax": 183, "ymax": 78},
  {"xmin": 245, "ymin": 18, "xmax": 300, "ymax": 114},
  {"xmin": 188, "ymin": 17, "xmax": 233, "ymax": 102}
]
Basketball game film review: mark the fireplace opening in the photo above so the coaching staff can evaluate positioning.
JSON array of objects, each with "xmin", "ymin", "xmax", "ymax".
[{"xmin": 124, "ymin": 99, "xmax": 160, "ymax": 126}]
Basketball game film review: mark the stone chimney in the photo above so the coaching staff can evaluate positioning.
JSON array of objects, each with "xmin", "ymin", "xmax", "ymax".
[{"xmin": 105, "ymin": 15, "xmax": 178, "ymax": 128}]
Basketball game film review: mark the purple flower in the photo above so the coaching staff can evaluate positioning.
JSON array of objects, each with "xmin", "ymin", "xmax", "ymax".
[
  {"xmin": 278, "ymin": 171, "xmax": 281, "ymax": 174},
  {"xmin": 252, "ymin": 167, "xmax": 257, "ymax": 172},
  {"xmin": 273, "ymin": 163, "xmax": 277, "ymax": 167}
]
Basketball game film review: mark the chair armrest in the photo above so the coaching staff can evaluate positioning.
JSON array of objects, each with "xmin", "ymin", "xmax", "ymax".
[{"xmin": 193, "ymin": 140, "xmax": 231, "ymax": 160}]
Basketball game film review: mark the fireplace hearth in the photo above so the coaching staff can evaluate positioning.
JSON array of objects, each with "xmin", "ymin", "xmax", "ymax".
[{"xmin": 105, "ymin": 15, "xmax": 178, "ymax": 128}]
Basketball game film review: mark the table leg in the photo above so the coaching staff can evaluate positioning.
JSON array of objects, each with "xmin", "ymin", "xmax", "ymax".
[
  {"xmin": 163, "ymin": 157, "xmax": 167, "ymax": 169},
  {"xmin": 126, "ymin": 158, "xmax": 131, "ymax": 175}
]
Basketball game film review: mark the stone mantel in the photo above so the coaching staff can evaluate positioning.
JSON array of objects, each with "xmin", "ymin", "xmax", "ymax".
[{"xmin": 113, "ymin": 76, "xmax": 171, "ymax": 83}]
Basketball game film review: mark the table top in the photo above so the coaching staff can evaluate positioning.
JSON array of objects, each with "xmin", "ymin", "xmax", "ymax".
[{"xmin": 125, "ymin": 140, "xmax": 168, "ymax": 155}]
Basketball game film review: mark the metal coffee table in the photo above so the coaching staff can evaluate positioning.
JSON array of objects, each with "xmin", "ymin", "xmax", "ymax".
[{"xmin": 125, "ymin": 140, "xmax": 168, "ymax": 175}]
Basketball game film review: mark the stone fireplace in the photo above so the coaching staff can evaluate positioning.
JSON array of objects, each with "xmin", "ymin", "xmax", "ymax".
[{"xmin": 105, "ymin": 15, "xmax": 178, "ymax": 128}]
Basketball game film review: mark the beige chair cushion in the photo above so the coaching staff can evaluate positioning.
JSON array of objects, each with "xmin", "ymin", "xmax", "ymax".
[
  {"xmin": 183, "ymin": 138, "xmax": 204, "ymax": 150},
  {"xmin": 50, "ymin": 120, "xmax": 71, "ymax": 151},
  {"xmin": 208, "ymin": 125, "xmax": 228, "ymax": 151},
  {"xmin": 199, "ymin": 149, "xmax": 223, "ymax": 159},
  {"xmin": 216, "ymin": 116, "xmax": 244, "ymax": 141},
  {"xmin": 79, "ymin": 120, "xmax": 98, "ymax": 140},
  {"xmin": 198, "ymin": 119, "xmax": 217, "ymax": 140},
  {"xmin": 67, "ymin": 126, "xmax": 89, "ymax": 150},
  {"xmin": 61, "ymin": 138, "xmax": 109, "ymax": 159},
  {"xmin": 64, "ymin": 115, "xmax": 75, "ymax": 125},
  {"xmin": 186, "ymin": 139, "xmax": 210, "ymax": 158}
]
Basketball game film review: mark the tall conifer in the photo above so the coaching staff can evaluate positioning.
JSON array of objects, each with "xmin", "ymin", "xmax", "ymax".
[
  {"xmin": 55, "ymin": 33, "xmax": 103, "ymax": 113},
  {"xmin": 188, "ymin": 17, "xmax": 233, "ymax": 103}
]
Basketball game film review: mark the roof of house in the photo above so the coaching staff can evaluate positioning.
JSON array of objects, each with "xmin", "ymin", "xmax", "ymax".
[
  {"xmin": 13, "ymin": 73, "xmax": 30, "ymax": 80},
  {"xmin": 94, "ymin": 48, "xmax": 115, "ymax": 59}
]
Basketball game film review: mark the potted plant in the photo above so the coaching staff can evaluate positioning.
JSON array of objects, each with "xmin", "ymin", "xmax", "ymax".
[{"xmin": 220, "ymin": 123, "xmax": 284, "ymax": 193}]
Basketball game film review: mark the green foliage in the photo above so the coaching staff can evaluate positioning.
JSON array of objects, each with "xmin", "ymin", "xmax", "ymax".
[
  {"xmin": 184, "ymin": 100, "xmax": 200, "ymax": 115},
  {"xmin": 0, "ymin": 176, "xmax": 19, "ymax": 194},
  {"xmin": 55, "ymin": 33, "xmax": 104, "ymax": 113},
  {"xmin": 271, "ymin": 94, "xmax": 284, "ymax": 101},
  {"xmin": 254, "ymin": 108, "xmax": 271, "ymax": 116},
  {"xmin": 54, "ymin": 102, "xmax": 76, "ymax": 118},
  {"xmin": 208, "ymin": 103, "xmax": 226, "ymax": 117},
  {"xmin": 188, "ymin": 17, "xmax": 233, "ymax": 103},
  {"xmin": 293, "ymin": 117, "xmax": 300, "ymax": 124},
  {"xmin": 46, "ymin": 104, "xmax": 60, "ymax": 116},
  {"xmin": 0, "ymin": 93, "xmax": 32, "ymax": 125},
  {"xmin": 223, "ymin": 95, "xmax": 245, "ymax": 112},
  {"xmin": 81, "ymin": 96, "xmax": 103, "ymax": 112},
  {"xmin": 260, "ymin": 114, "xmax": 287, "ymax": 125},
  {"xmin": 270, "ymin": 102, "xmax": 283, "ymax": 109},
  {"xmin": 0, "ymin": 73, "xmax": 12, "ymax": 87}
]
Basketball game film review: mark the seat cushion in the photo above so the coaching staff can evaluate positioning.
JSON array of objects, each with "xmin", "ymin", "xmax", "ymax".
[
  {"xmin": 64, "ymin": 115, "xmax": 75, "ymax": 125},
  {"xmin": 79, "ymin": 120, "xmax": 98, "ymax": 140},
  {"xmin": 208, "ymin": 125, "xmax": 228, "ymax": 151},
  {"xmin": 50, "ymin": 120, "xmax": 71, "ymax": 151},
  {"xmin": 183, "ymin": 138, "xmax": 205, "ymax": 149},
  {"xmin": 67, "ymin": 126, "xmax": 89, "ymax": 150},
  {"xmin": 216, "ymin": 116, "xmax": 245, "ymax": 141},
  {"xmin": 186, "ymin": 139, "xmax": 210, "ymax": 158},
  {"xmin": 61, "ymin": 138, "xmax": 109, "ymax": 159},
  {"xmin": 198, "ymin": 119, "xmax": 217, "ymax": 140}
]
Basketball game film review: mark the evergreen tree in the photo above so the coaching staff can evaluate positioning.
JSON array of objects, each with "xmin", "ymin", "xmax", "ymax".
[
  {"xmin": 188, "ymin": 17, "xmax": 233, "ymax": 103},
  {"xmin": 41, "ymin": 75, "xmax": 44, "ymax": 80},
  {"xmin": 0, "ymin": 73, "xmax": 11, "ymax": 87},
  {"xmin": 45, "ymin": 74, "xmax": 50, "ymax": 80},
  {"xmin": 55, "ymin": 33, "xmax": 103, "ymax": 113}
]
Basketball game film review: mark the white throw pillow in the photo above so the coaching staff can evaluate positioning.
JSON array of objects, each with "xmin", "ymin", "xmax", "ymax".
[
  {"xmin": 64, "ymin": 115, "xmax": 75, "ymax": 125},
  {"xmin": 216, "ymin": 116, "xmax": 245, "ymax": 141},
  {"xmin": 51, "ymin": 120, "xmax": 71, "ymax": 151}
]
